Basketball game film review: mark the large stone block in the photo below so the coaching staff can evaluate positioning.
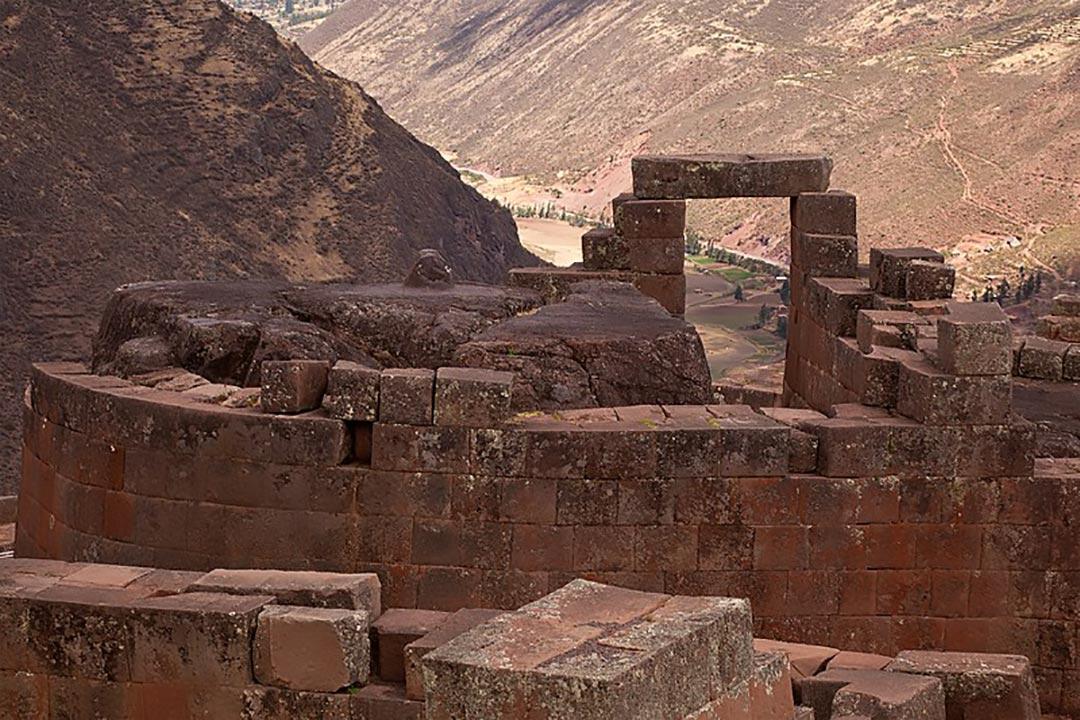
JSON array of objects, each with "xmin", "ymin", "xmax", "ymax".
[
  {"xmin": 856, "ymin": 310, "xmax": 922, "ymax": 354},
  {"xmin": 812, "ymin": 669, "xmax": 946, "ymax": 720},
  {"xmin": 905, "ymin": 260, "xmax": 956, "ymax": 302},
  {"xmin": 379, "ymin": 368, "xmax": 435, "ymax": 425},
  {"xmin": 422, "ymin": 579, "xmax": 753, "ymax": 720},
  {"xmin": 434, "ymin": 367, "xmax": 514, "ymax": 427},
  {"xmin": 185, "ymin": 569, "xmax": 381, "ymax": 616},
  {"xmin": 896, "ymin": 358, "xmax": 1011, "ymax": 425},
  {"xmin": 322, "ymin": 361, "xmax": 380, "ymax": 421},
  {"xmin": 1053, "ymin": 294, "xmax": 1080, "ymax": 317},
  {"xmin": 626, "ymin": 236, "xmax": 685, "ymax": 275},
  {"xmin": 260, "ymin": 360, "xmax": 330, "ymax": 414},
  {"xmin": 887, "ymin": 651, "xmax": 1040, "ymax": 720},
  {"xmin": 791, "ymin": 228, "xmax": 858, "ymax": 278},
  {"xmin": 791, "ymin": 190, "xmax": 857, "ymax": 236},
  {"xmin": 936, "ymin": 302, "xmax": 1013, "ymax": 377},
  {"xmin": 404, "ymin": 608, "xmax": 504, "ymax": 700},
  {"xmin": 1036, "ymin": 314, "xmax": 1080, "ymax": 342},
  {"xmin": 372, "ymin": 608, "xmax": 450, "ymax": 682},
  {"xmin": 254, "ymin": 605, "xmax": 369, "ymax": 692},
  {"xmin": 613, "ymin": 198, "xmax": 686, "ymax": 239},
  {"xmin": 632, "ymin": 154, "xmax": 832, "ymax": 199},
  {"xmin": 1018, "ymin": 336, "xmax": 1070, "ymax": 381},
  {"xmin": 750, "ymin": 651, "xmax": 795, "ymax": 719},
  {"xmin": 870, "ymin": 248, "xmax": 945, "ymax": 299},
  {"xmin": 804, "ymin": 278, "xmax": 875, "ymax": 337},
  {"xmin": 582, "ymin": 228, "xmax": 630, "ymax": 271}
]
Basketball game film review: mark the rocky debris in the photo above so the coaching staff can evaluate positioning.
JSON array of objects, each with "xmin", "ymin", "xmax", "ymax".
[
  {"xmin": 91, "ymin": 280, "xmax": 542, "ymax": 386},
  {"xmin": 404, "ymin": 250, "xmax": 456, "ymax": 289},
  {"xmin": 0, "ymin": 0, "xmax": 539, "ymax": 493},
  {"xmin": 632, "ymin": 154, "xmax": 833, "ymax": 198},
  {"xmin": 454, "ymin": 281, "xmax": 713, "ymax": 410}
]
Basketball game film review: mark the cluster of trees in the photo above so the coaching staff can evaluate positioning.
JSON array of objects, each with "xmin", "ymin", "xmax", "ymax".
[
  {"xmin": 969, "ymin": 267, "xmax": 1044, "ymax": 306},
  {"xmin": 506, "ymin": 202, "xmax": 592, "ymax": 228}
]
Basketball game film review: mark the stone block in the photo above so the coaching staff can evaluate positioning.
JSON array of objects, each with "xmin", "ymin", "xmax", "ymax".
[
  {"xmin": 805, "ymin": 278, "xmax": 875, "ymax": 337},
  {"xmin": 626, "ymin": 236, "xmax": 685, "ymax": 274},
  {"xmin": 791, "ymin": 190, "xmax": 857, "ymax": 236},
  {"xmin": 434, "ymin": 367, "xmax": 514, "ymax": 427},
  {"xmin": 370, "ymin": 423, "xmax": 469, "ymax": 472},
  {"xmin": 379, "ymin": 368, "xmax": 435, "ymax": 425},
  {"xmin": 856, "ymin": 310, "xmax": 921, "ymax": 353},
  {"xmin": 1037, "ymin": 314, "xmax": 1080, "ymax": 342},
  {"xmin": 870, "ymin": 248, "xmax": 945, "ymax": 299},
  {"xmin": 936, "ymin": 302, "xmax": 1013, "ymax": 376},
  {"xmin": 349, "ymin": 682, "xmax": 425, "ymax": 720},
  {"xmin": 824, "ymin": 669, "xmax": 946, "ymax": 720},
  {"xmin": 1053, "ymin": 294, "xmax": 1080, "ymax": 317},
  {"xmin": 887, "ymin": 651, "xmax": 1040, "ymax": 720},
  {"xmin": 753, "ymin": 638, "xmax": 838, "ymax": 679},
  {"xmin": 896, "ymin": 357, "xmax": 1011, "ymax": 425},
  {"xmin": 828, "ymin": 651, "xmax": 894, "ymax": 672},
  {"xmin": 371, "ymin": 608, "xmax": 449, "ymax": 682},
  {"xmin": 751, "ymin": 651, "xmax": 795, "ymax": 719},
  {"xmin": 1065, "ymin": 345, "xmax": 1080, "ymax": 381},
  {"xmin": 322, "ymin": 361, "xmax": 380, "ymax": 421},
  {"xmin": 582, "ymin": 227, "xmax": 629, "ymax": 271},
  {"xmin": 633, "ymin": 272, "xmax": 687, "ymax": 315},
  {"xmin": 905, "ymin": 261, "xmax": 956, "ymax": 301},
  {"xmin": 241, "ymin": 687, "xmax": 351, "ymax": 719},
  {"xmin": 613, "ymin": 198, "xmax": 686, "ymax": 239},
  {"xmin": 254, "ymin": 605, "xmax": 369, "ymax": 692},
  {"xmin": 508, "ymin": 268, "xmax": 686, "ymax": 315},
  {"xmin": 422, "ymin": 580, "xmax": 754, "ymax": 719},
  {"xmin": 794, "ymin": 708, "xmax": 815, "ymax": 720},
  {"xmin": 260, "ymin": 360, "xmax": 330, "ymax": 414},
  {"xmin": 855, "ymin": 347, "xmax": 911, "ymax": 407},
  {"xmin": 791, "ymin": 228, "xmax": 858, "ymax": 278},
  {"xmin": 1018, "ymin": 336, "xmax": 1070, "ymax": 381},
  {"xmin": 186, "ymin": 569, "xmax": 381, "ymax": 616},
  {"xmin": 404, "ymin": 608, "xmax": 504, "ymax": 700},
  {"xmin": 632, "ymin": 154, "xmax": 832, "ymax": 199}
]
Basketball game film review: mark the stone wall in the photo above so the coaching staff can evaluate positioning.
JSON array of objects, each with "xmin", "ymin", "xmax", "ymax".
[{"xmin": 16, "ymin": 363, "xmax": 1080, "ymax": 715}]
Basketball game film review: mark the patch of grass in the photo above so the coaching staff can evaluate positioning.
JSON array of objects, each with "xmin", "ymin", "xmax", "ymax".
[{"xmin": 718, "ymin": 267, "xmax": 754, "ymax": 282}]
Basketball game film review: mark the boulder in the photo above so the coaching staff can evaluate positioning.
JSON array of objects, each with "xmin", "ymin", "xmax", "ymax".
[{"xmin": 453, "ymin": 281, "xmax": 712, "ymax": 410}]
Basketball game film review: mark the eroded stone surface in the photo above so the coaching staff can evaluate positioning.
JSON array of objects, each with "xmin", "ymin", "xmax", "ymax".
[
  {"xmin": 887, "ymin": 651, "xmax": 1040, "ymax": 720},
  {"xmin": 454, "ymin": 282, "xmax": 712, "ymax": 410}
]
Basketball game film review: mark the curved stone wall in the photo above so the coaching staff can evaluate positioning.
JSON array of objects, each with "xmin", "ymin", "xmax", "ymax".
[{"xmin": 17, "ymin": 363, "xmax": 1080, "ymax": 714}]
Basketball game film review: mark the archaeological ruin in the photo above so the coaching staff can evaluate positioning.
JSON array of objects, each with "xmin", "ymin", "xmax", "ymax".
[{"xmin": 5, "ymin": 154, "xmax": 1079, "ymax": 718}]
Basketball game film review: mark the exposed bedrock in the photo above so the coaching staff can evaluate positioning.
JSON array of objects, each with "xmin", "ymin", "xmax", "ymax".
[
  {"xmin": 91, "ymin": 279, "xmax": 712, "ymax": 411},
  {"xmin": 453, "ymin": 281, "xmax": 713, "ymax": 410}
]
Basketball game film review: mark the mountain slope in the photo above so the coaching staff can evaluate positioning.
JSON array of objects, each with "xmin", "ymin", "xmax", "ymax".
[
  {"xmin": 0, "ymin": 0, "xmax": 538, "ymax": 493},
  {"xmin": 302, "ymin": 0, "xmax": 1080, "ymax": 276}
]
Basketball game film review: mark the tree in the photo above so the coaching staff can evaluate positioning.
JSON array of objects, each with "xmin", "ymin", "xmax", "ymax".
[
  {"xmin": 734, "ymin": 285, "xmax": 746, "ymax": 303},
  {"xmin": 779, "ymin": 279, "xmax": 791, "ymax": 306}
]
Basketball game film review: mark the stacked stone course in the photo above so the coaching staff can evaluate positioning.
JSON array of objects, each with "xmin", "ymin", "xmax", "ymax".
[
  {"xmin": 11, "ymin": 153, "xmax": 1080, "ymax": 718},
  {"xmin": 1014, "ymin": 295, "xmax": 1080, "ymax": 382}
]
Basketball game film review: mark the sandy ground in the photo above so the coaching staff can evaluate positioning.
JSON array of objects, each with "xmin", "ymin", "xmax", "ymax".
[{"xmin": 516, "ymin": 218, "xmax": 584, "ymax": 266}]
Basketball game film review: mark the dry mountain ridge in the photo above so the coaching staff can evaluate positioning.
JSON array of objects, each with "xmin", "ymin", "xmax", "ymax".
[
  {"xmin": 0, "ymin": 0, "xmax": 538, "ymax": 493},
  {"xmin": 303, "ymin": 0, "xmax": 1080, "ymax": 276}
]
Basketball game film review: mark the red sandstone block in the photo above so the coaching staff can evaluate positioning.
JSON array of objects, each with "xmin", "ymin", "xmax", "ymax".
[
  {"xmin": 804, "ymin": 277, "xmax": 875, "ymax": 337},
  {"xmin": 582, "ymin": 227, "xmax": 630, "ymax": 271},
  {"xmin": 870, "ymin": 247, "xmax": 945, "ymax": 298},
  {"xmin": 350, "ymin": 682, "xmax": 425, "ymax": 720},
  {"xmin": 260, "ymin": 360, "xmax": 330, "ymax": 414},
  {"xmin": 321, "ymin": 360, "xmax": 380, "ymax": 421},
  {"xmin": 896, "ymin": 357, "xmax": 1011, "ymax": 425},
  {"xmin": 379, "ymin": 368, "xmax": 435, "ymax": 425},
  {"xmin": 239, "ymin": 686, "xmax": 349, "ymax": 719},
  {"xmin": 888, "ymin": 651, "xmax": 1040, "ymax": 720},
  {"xmin": 827, "ymin": 669, "xmax": 946, "ymax": 719},
  {"xmin": 635, "ymin": 525, "xmax": 698, "ymax": 572},
  {"xmin": 469, "ymin": 427, "xmax": 528, "ymax": 476},
  {"xmin": 625, "ymin": 235, "xmax": 685, "ymax": 274},
  {"xmin": 371, "ymin": 424, "xmax": 469, "ymax": 473},
  {"xmin": 434, "ymin": 367, "xmax": 514, "ymax": 427},
  {"xmin": 753, "ymin": 638, "xmax": 838, "ymax": 678},
  {"xmin": 750, "ymin": 651, "xmax": 795, "ymax": 719},
  {"xmin": 574, "ymin": 525, "xmax": 636, "ymax": 572},
  {"xmin": 633, "ymin": 271, "xmax": 687, "ymax": 315},
  {"xmin": 856, "ymin": 310, "xmax": 922, "ymax": 353},
  {"xmin": 906, "ymin": 260, "xmax": 956, "ymax": 301},
  {"xmin": 417, "ymin": 566, "xmax": 483, "ymax": 611},
  {"xmin": 698, "ymin": 524, "xmax": 754, "ymax": 571},
  {"xmin": 186, "ymin": 568, "xmax": 381, "ymax": 615},
  {"xmin": 788, "ymin": 571, "xmax": 841, "ymax": 616},
  {"xmin": 828, "ymin": 651, "xmax": 894, "ymax": 672},
  {"xmin": 371, "ymin": 608, "xmax": 450, "ymax": 682},
  {"xmin": 791, "ymin": 190, "xmax": 857, "ymax": 236},
  {"xmin": 753, "ymin": 525, "xmax": 809, "ymax": 570},
  {"xmin": 614, "ymin": 197, "xmax": 686, "ymax": 238},
  {"xmin": 1038, "ymin": 314, "xmax": 1080, "ymax": 343},
  {"xmin": 1019, "ymin": 336, "xmax": 1070, "ymax": 381},
  {"xmin": 254, "ymin": 605, "xmax": 369, "ymax": 692},
  {"xmin": 673, "ymin": 477, "xmax": 736, "ymax": 524},
  {"xmin": 632, "ymin": 154, "xmax": 832, "ymax": 199},
  {"xmin": 937, "ymin": 301, "xmax": 1013, "ymax": 376},
  {"xmin": 864, "ymin": 525, "xmax": 917, "ymax": 569},
  {"xmin": 404, "ymin": 608, "xmax": 504, "ymax": 700},
  {"xmin": 791, "ymin": 228, "xmax": 858, "ymax": 278},
  {"xmin": 916, "ymin": 525, "xmax": 982, "ymax": 569}
]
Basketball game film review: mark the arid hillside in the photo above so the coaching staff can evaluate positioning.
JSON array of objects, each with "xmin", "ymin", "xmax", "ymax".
[
  {"xmin": 0, "ymin": 0, "xmax": 537, "ymax": 493},
  {"xmin": 303, "ymin": 0, "xmax": 1080, "ymax": 278}
]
